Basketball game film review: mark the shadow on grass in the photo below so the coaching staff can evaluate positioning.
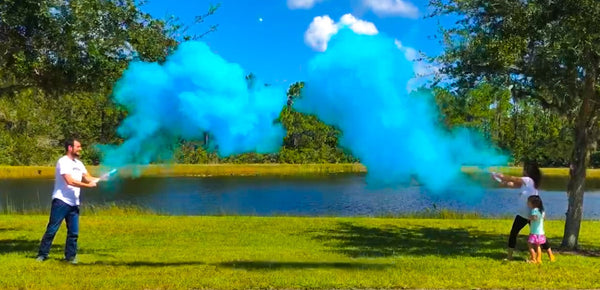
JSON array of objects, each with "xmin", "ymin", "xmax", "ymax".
[
  {"xmin": 81, "ymin": 260, "xmax": 388, "ymax": 269},
  {"xmin": 309, "ymin": 222, "xmax": 511, "ymax": 259},
  {"xmin": 0, "ymin": 227, "xmax": 17, "ymax": 232},
  {"xmin": 78, "ymin": 261, "xmax": 207, "ymax": 267},
  {"xmin": 0, "ymin": 238, "xmax": 115, "ymax": 258},
  {"xmin": 216, "ymin": 261, "xmax": 391, "ymax": 270},
  {"xmin": 557, "ymin": 248, "xmax": 600, "ymax": 257}
]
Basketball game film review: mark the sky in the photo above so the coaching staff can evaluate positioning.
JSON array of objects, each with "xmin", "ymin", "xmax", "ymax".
[{"xmin": 139, "ymin": 0, "xmax": 456, "ymax": 87}]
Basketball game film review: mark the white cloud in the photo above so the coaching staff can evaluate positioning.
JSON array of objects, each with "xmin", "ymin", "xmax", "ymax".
[
  {"xmin": 287, "ymin": 0, "xmax": 323, "ymax": 9},
  {"xmin": 304, "ymin": 16, "xmax": 339, "ymax": 52},
  {"xmin": 304, "ymin": 14, "xmax": 378, "ymax": 51},
  {"xmin": 363, "ymin": 0, "xmax": 419, "ymax": 18},
  {"xmin": 339, "ymin": 14, "xmax": 378, "ymax": 35},
  {"xmin": 304, "ymin": 16, "xmax": 435, "ymax": 91}
]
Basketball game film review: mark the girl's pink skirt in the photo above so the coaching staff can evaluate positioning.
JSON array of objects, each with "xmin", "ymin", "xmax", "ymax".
[{"xmin": 528, "ymin": 234, "xmax": 546, "ymax": 245}]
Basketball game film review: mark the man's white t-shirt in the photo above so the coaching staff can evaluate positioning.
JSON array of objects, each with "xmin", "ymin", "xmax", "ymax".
[
  {"xmin": 52, "ymin": 156, "xmax": 88, "ymax": 206},
  {"xmin": 517, "ymin": 176, "xmax": 539, "ymax": 217}
]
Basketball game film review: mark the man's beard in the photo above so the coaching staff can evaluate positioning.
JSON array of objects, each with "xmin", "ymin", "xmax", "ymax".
[{"xmin": 73, "ymin": 152, "xmax": 80, "ymax": 158}]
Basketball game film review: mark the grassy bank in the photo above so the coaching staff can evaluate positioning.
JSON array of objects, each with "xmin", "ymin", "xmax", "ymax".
[
  {"xmin": 0, "ymin": 164, "xmax": 367, "ymax": 179},
  {"xmin": 1, "ymin": 164, "xmax": 600, "ymax": 179},
  {"xmin": 1, "ymin": 203, "xmax": 487, "ymax": 219},
  {"xmin": 0, "ymin": 215, "xmax": 598, "ymax": 289},
  {"xmin": 465, "ymin": 166, "xmax": 600, "ymax": 178}
]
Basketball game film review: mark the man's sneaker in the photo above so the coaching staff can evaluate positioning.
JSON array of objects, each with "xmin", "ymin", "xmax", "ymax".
[
  {"xmin": 64, "ymin": 258, "xmax": 78, "ymax": 265},
  {"xmin": 35, "ymin": 256, "xmax": 47, "ymax": 262}
]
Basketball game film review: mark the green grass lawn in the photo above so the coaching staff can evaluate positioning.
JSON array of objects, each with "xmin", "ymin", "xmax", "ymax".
[{"xmin": 1, "ymin": 215, "xmax": 599, "ymax": 289}]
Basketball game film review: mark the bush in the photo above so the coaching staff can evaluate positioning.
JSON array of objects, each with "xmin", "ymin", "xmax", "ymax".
[{"xmin": 590, "ymin": 152, "xmax": 600, "ymax": 168}]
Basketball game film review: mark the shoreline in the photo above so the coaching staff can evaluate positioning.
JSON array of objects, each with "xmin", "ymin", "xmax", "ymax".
[
  {"xmin": 0, "ymin": 163, "xmax": 366, "ymax": 179},
  {"xmin": 0, "ymin": 164, "xmax": 597, "ymax": 179}
]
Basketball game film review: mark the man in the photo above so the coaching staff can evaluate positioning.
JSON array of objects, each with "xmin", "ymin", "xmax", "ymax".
[{"xmin": 36, "ymin": 138, "xmax": 100, "ymax": 264}]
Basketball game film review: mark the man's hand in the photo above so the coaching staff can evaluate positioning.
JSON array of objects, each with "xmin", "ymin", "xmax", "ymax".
[{"xmin": 83, "ymin": 173, "xmax": 100, "ymax": 184}]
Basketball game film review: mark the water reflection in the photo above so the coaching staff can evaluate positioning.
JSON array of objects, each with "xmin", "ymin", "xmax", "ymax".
[{"xmin": 1, "ymin": 175, "xmax": 599, "ymax": 219}]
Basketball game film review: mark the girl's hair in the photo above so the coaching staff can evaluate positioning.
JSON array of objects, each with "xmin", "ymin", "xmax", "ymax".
[
  {"xmin": 527, "ymin": 195, "xmax": 544, "ymax": 213},
  {"xmin": 524, "ymin": 161, "xmax": 542, "ymax": 189}
]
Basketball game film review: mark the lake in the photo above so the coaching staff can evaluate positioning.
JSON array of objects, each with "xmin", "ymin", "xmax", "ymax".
[{"xmin": 1, "ymin": 174, "xmax": 599, "ymax": 219}]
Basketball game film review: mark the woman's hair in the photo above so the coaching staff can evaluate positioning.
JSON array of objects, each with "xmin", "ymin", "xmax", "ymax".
[
  {"xmin": 527, "ymin": 195, "xmax": 544, "ymax": 213},
  {"xmin": 524, "ymin": 161, "xmax": 542, "ymax": 189}
]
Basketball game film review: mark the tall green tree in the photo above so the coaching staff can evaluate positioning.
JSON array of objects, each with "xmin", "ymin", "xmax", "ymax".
[
  {"xmin": 0, "ymin": 0, "xmax": 181, "ymax": 95},
  {"xmin": 0, "ymin": 0, "xmax": 217, "ymax": 164},
  {"xmin": 434, "ymin": 85, "xmax": 573, "ymax": 166},
  {"xmin": 430, "ymin": 0, "xmax": 600, "ymax": 249},
  {"xmin": 278, "ymin": 82, "xmax": 355, "ymax": 163}
]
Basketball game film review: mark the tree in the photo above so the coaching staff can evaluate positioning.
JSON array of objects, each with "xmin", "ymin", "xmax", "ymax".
[
  {"xmin": 0, "ymin": 0, "xmax": 181, "ymax": 95},
  {"xmin": 0, "ymin": 0, "xmax": 218, "ymax": 165},
  {"xmin": 278, "ymin": 82, "xmax": 356, "ymax": 164},
  {"xmin": 434, "ymin": 85, "xmax": 572, "ymax": 166},
  {"xmin": 430, "ymin": 0, "xmax": 600, "ymax": 249}
]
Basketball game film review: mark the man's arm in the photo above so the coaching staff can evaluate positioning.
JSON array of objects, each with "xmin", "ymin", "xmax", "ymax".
[
  {"xmin": 82, "ymin": 172, "xmax": 100, "ymax": 184},
  {"xmin": 63, "ymin": 174, "xmax": 96, "ymax": 188}
]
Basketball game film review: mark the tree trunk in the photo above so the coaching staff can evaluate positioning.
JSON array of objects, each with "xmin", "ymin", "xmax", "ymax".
[
  {"xmin": 561, "ymin": 70, "xmax": 598, "ymax": 250},
  {"xmin": 562, "ymin": 125, "xmax": 588, "ymax": 249}
]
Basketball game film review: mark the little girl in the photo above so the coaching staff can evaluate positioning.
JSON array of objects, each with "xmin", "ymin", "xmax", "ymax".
[
  {"xmin": 491, "ymin": 161, "xmax": 555, "ymax": 262},
  {"xmin": 527, "ymin": 195, "xmax": 546, "ymax": 263}
]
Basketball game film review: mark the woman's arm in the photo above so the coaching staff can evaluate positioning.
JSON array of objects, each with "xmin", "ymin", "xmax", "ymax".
[{"xmin": 491, "ymin": 172, "xmax": 524, "ymax": 188}]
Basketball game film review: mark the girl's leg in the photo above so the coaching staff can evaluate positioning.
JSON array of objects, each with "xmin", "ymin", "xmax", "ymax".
[
  {"xmin": 546, "ymin": 248, "xmax": 555, "ymax": 261},
  {"xmin": 541, "ymin": 242, "xmax": 556, "ymax": 262},
  {"xmin": 527, "ymin": 243, "xmax": 536, "ymax": 262},
  {"xmin": 536, "ymin": 245, "xmax": 542, "ymax": 263}
]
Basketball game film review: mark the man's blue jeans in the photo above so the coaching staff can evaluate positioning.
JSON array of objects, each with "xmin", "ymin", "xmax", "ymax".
[{"xmin": 37, "ymin": 199, "xmax": 79, "ymax": 260}]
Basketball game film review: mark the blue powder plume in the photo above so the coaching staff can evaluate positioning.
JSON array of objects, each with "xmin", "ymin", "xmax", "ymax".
[
  {"xmin": 294, "ymin": 30, "xmax": 507, "ymax": 192},
  {"xmin": 101, "ymin": 41, "xmax": 286, "ymax": 168}
]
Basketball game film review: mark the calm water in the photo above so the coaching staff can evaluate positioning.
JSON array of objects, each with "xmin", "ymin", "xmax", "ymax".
[{"xmin": 1, "ymin": 174, "xmax": 600, "ymax": 219}]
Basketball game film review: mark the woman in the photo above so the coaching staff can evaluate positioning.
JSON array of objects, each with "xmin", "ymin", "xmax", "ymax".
[{"xmin": 492, "ymin": 162, "xmax": 555, "ymax": 261}]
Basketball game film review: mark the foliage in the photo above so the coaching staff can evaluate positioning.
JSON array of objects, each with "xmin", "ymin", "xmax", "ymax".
[
  {"xmin": 0, "ymin": 0, "xmax": 217, "ymax": 165},
  {"xmin": 434, "ymin": 84, "xmax": 574, "ymax": 167},
  {"xmin": 169, "ymin": 81, "xmax": 355, "ymax": 164},
  {"xmin": 429, "ymin": 0, "xmax": 600, "ymax": 248},
  {"xmin": 277, "ymin": 82, "xmax": 356, "ymax": 164},
  {"xmin": 1, "ymin": 0, "xmax": 596, "ymax": 170}
]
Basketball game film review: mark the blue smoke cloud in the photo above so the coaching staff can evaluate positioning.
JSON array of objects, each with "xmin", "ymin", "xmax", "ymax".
[
  {"xmin": 101, "ymin": 30, "xmax": 506, "ymax": 193},
  {"xmin": 294, "ymin": 30, "xmax": 507, "ymax": 192},
  {"xmin": 101, "ymin": 41, "xmax": 286, "ymax": 168}
]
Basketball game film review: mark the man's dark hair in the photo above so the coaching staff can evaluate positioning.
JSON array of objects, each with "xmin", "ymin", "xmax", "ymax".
[{"xmin": 64, "ymin": 138, "xmax": 79, "ymax": 152}]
